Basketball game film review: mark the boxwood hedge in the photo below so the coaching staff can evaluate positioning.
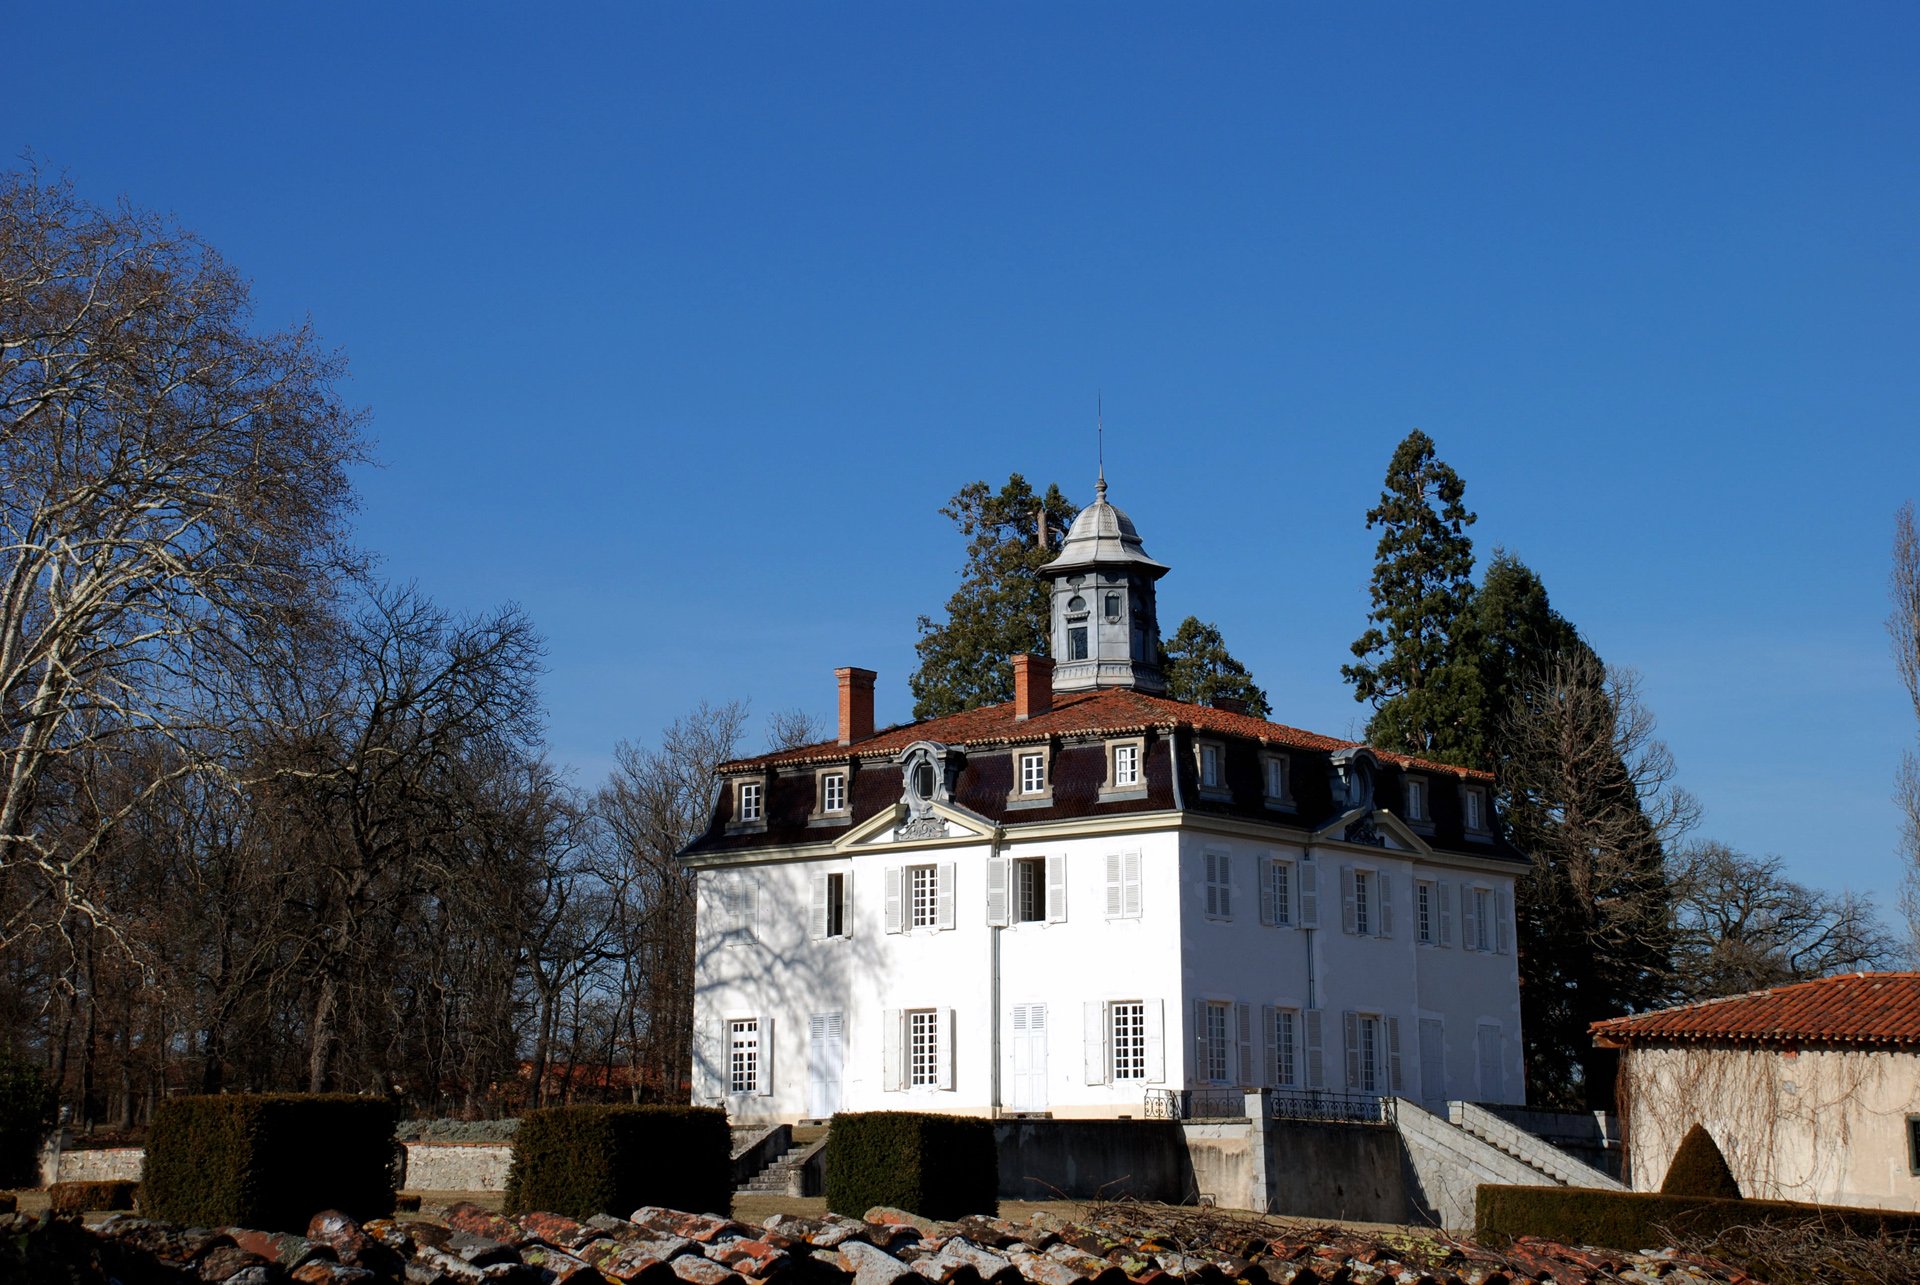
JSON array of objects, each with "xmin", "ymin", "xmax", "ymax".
[
  {"xmin": 1477, "ymin": 1184, "xmax": 1920, "ymax": 1250},
  {"xmin": 142, "ymin": 1094, "xmax": 397, "ymax": 1231},
  {"xmin": 824, "ymin": 1111, "xmax": 997, "ymax": 1219},
  {"xmin": 503, "ymin": 1105, "xmax": 731, "ymax": 1219}
]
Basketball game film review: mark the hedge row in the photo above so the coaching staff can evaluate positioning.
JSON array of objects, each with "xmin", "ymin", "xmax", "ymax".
[
  {"xmin": 49, "ymin": 1180, "xmax": 137, "ymax": 1213},
  {"xmin": 824, "ymin": 1111, "xmax": 997, "ymax": 1219},
  {"xmin": 1477, "ymin": 1184, "xmax": 1920, "ymax": 1250},
  {"xmin": 142, "ymin": 1095, "xmax": 397, "ymax": 1232},
  {"xmin": 503, "ymin": 1105, "xmax": 731, "ymax": 1219}
]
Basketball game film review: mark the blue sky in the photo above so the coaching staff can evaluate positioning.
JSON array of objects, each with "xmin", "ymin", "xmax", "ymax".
[{"xmin": 14, "ymin": 4, "xmax": 1920, "ymax": 922}]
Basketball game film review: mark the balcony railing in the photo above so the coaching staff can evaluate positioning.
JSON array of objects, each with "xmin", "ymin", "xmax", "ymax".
[{"xmin": 1142, "ymin": 1088, "xmax": 1395, "ymax": 1125}]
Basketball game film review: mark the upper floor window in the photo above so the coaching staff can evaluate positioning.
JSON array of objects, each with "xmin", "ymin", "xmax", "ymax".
[
  {"xmin": 1342, "ymin": 865, "xmax": 1392, "ymax": 938},
  {"xmin": 1104, "ymin": 592, "xmax": 1123, "ymax": 623},
  {"xmin": 1416, "ymin": 879, "xmax": 1434, "ymax": 944},
  {"xmin": 1404, "ymin": 777, "xmax": 1427, "ymax": 822},
  {"xmin": 1354, "ymin": 869, "xmax": 1372, "ymax": 935},
  {"xmin": 1205, "ymin": 851, "xmax": 1233, "ymax": 919},
  {"xmin": 821, "ymin": 772, "xmax": 847, "ymax": 814},
  {"xmin": 738, "ymin": 780, "xmax": 763, "ymax": 822},
  {"xmin": 1019, "ymin": 751, "xmax": 1047, "ymax": 795},
  {"xmin": 1069, "ymin": 627, "xmax": 1089, "ymax": 660},
  {"xmin": 811, "ymin": 870, "xmax": 850, "ymax": 940},
  {"xmin": 1113, "ymin": 742, "xmax": 1140, "ymax": 787},
  {"xmin": 1105, "ymin": 851, "xmax": 1143, "ymax": 920},
  {"xmin": 910, "ymin": 865, "xmax": 938, "ymax": 929},
  {"xmin": 1464, "ymin": 785, "xmax": 1489, "ymax": 833},
  {"xmin": 1472, "ymin": 887, "xmax": 1494, "ymax": 951},
  {"xmin": 1015, "ymin": 857, "xmax": 1049, "ymax": 922},
  {"xmin": 1263, "ymin": 857, "xmax": 1293, "ymax": 927},
  {"xmin": 1196, "ymin": 740, "xmax": 1227, "ymax": 795},
  {"xmin": 1263, "ymin": 753, "xmax": 1291, "ymax": 804}
]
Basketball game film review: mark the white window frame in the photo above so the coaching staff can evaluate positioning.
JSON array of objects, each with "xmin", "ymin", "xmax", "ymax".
[
  {"xmin": 1341, "ymin": 863, "xmax": 1392, "ymax": 938},
  {"xmin": 811, "ymin": 767, "xmax": 849, "ymax": 819},
  {"xmin": 1110, "ymin": 1001, "xmax": 1147, "ymax": 1082},
  {"xmin": 1271, "ymin": 1006, "xmax": 1300, "ymax": 1088},
  {"xmin": 1261, "ymin": 856, "xmax": 1294, "ymax": 928},
  {"xmin": 1196, "ymin": 740, "xmax": 1228, "ymax": 793},
  {"xmin": 1204, "ymin": 850, "xmax": 1233, "ymax": 920},
  {"xmin": 908, "ymin": 1009, "xmax": 941, "ymax": 1087},
  {"xmin": 732, "ymin": 776, "xmax": 766, "ymax": 826},
  {"xmin": 1020, "ymin": 751, "xmax": 1046, "ymax": 794},
  {"xmin": 810, "ymin": 869, "xmax": 851, "ymax": 940},
  {"xmin": 1416, "ymin": 878, "xmax": 1434, "ymax": 944},
  {"xmin": 1111, "ymin": 740, "xmax": 1142, "ymax": 788},
  {"xmin": 910, "ymin": 864, "xmax": 938, "ymax": 929},
  {"xmin": 1353, "ymin": 868, "xmax": 1371, "ymax": 936},
  {"xmin": 1014, "ymin": 856, "xmax": 1046, "ymax": 923},
  {"xmin": 1404, "ymin": 776, "xmax": 1427, "ymax": 822},
  {"xmin": 1463, "ymin": 784, "xmax": 1490, "ymax": 835},
  {"xmin": 1203, "ymin": 1001, "xmax": 1232, "ymax": 1085},
  {"xmin": 727, "ymin": 1017, "xmax": 769, "ymax": 1095},
  {"xmin": 1261, "ymin": 752, "xmax": 1293, "ymax": 809}
]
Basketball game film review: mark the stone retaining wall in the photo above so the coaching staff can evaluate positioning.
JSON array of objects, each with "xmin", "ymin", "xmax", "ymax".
[{"xmin": 401, "ymin": 1142, "xmax": 515, "ymax": 1193}]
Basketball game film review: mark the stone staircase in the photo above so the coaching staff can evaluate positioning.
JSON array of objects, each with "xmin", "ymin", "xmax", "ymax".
[
  {"xmin": 1446, "ymin": 1101, "xmax": 1622, "ymax": 1189},
  {"xmin": 735, "ymin": 1125, "xmax": 829, "ymax": 1195}
]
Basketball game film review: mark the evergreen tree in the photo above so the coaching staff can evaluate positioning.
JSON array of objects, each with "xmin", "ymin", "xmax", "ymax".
[
  {"xmin": 1162, "ymin": 617, "xmax": 1271, "ymax": 717},
  {"xmin": 1342, "ymin": 430, "xmax": 1480, "ymax": 764},
  {"xmin": 1454, "ymin": 551, "xmax": 1586, "ymax": 771},
  {"xmin": 910, "ymin": 475, "xmax": 1078, "ymax": 719}
]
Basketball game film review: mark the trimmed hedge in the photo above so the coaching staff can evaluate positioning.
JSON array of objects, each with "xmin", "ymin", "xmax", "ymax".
[
  {"xmin": 0, "ymin": 1050, "xmax": 56, "ymax": 1189},
  {"xmin": 1660, "ymin": 1123, "xmax": 1741, "ymax": 1198},
  {"xmin": 142, "ymin": 1094, "xmax": 397, "ymax": 1231},
  {"xmin": 824, "ymin": 1111, "xmax": 997, "ymax": 1219},
  {"xmin": 49, "ymin": 1180, "xmax": 137, "ymax": 1213},
  {"xmin": 1477, "ymin": 1184, "xmax": 1920, "ymax": 1250},
  {"xmin": 503, "ymin": 1105, "xmax": 731, "ymax": 1219}
]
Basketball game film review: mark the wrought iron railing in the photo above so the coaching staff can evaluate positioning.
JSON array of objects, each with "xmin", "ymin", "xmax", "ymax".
[{"xmin": 1143, "ymin": 1088, "xmax": 1395, "ymax": 1125}]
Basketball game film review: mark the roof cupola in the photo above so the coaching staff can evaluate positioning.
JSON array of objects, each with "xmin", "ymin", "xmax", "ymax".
[{"xmin": 1042, "ymin": 474, "xmax": 1169, "ymax": 694}]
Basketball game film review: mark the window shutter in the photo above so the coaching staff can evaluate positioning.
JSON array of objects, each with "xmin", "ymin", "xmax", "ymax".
[
  {"xmin": 938, "ymin": 1008, "xmax": 956, "ymax": 1090},
  {"xmin": 1123, "ymin": 852, "xmax": 1143, "ymax": 919},
  {"xmin": 1462, "ymin": 885, "xmax": 1480, "ymax": 952},
  {"xmin": 1084, "ymin": 1003, "xmax": 1107, "ymax": 1085},
  {"xmin": 1437, "ymin": 880, "xmax": 1454, "ymax": 947},
  {"xmin": 1105, "ymin": 854, "xmax": 1123, "ymax": 918},
  {"xmin": 986, "ymin": 858, "xmax": 1010, "ymax": 927},
  {"xmin": 1341, "ymin": 866, "xmax": 1358, "ymax": 935},
  {"xmin": 744, "ymin": 880, "xmax": 760, "ymax": 944},
  {"xmin": 1259, "ymin": 858, "xmax": 1276, "ymax": 926},
  {"xmin": 1261, "ymin": 1005, "xmax": 1279, "ymax": 1087},
  {"xmin": 1343, "ymin": 1011, "xmax": 1362, "ymax": 1090},
  {"xmin": 936, "ymin": 863, "xmax": 957, "ymax": 931},
  {"xmin": 1304, "ymin": 1009, "xmax": 1325, "ymax": 1089},
  {"xmin": 1386, "ymin": 1016, "xmax": 1403, "ymax": 1092},
  {"xmin": 1377, "ymin": 872, "xmax": 1392, "ymax": 938},
  {"xmin": 1047, "ymin": 855, "xmax": 1068, "ymax": 923},
  {"xmin": 884, "ymin": 867, "xmax": 903, "ymax": 934},
  {"xmin": 1203, "ymin": 854, "xmax": 1218, "ymax": 917},
  {"xmin": 810, "ymin": 874, "xmax": 830, "ymax": 941},
  {"xmin": 716, "ymin": 1019, "xmax": 728, "ymax": 1094},
  {"xmin": 1144, "ymin": 999, "xmax": 1165, "ymax": 1083},
  {"xmin": 1194, "ymin": 1000, "xmax": 1209, "ymax": 1081},
  {"xmin": 1220, "ymin": 854, "xmax": 1232, "ymax": 919},
  {"xmin": 840, "ymin": 870, "xmax": 854, "ymax": 937},
  {"xmin": 1236, "ymin": 1001, "xmax": 1254, "ymax": 1087},
  {"xmin": 758, "ymin": 1017, "xmax": 775, "ymax": 1095},
  {"xmin": 1299, "ymin": 860, "xmax": 1319, "ymax": 928},
  {"xmin": 883, "ymin": 1010, "xmax": 903, "ymax": 1091},
  {"xmin": 1494, "ymin": 889, "xmax": 1512, "ymax": 955}
]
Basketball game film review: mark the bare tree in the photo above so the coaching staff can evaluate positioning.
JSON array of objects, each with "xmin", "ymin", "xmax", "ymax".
[
  {"xmin": 764, "ymin": 707, "xmax": 828, "ymax": 752},
  {"xmin": 0, "ymin": 169, "xmax": 364, "ymax": 953},
  {"xmin": 595, "ymin": 700, "xmax": 745, "ymax": 1102},
  {"xmin": 1670, "ymin": 841, "xmax": 1900, "ymax": 1000},
  {"xmin": 1892, "ymin": 502, "xmax": 1920, "ymax": 954}
]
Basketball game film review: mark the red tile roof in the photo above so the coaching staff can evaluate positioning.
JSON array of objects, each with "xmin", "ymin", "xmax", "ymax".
[
  {"xmin": 1590, "ymin": 973, "xmax": 1920, "ymax": 1049},
  {"xmin": 721, "ymin": 687, "xmax": 1492, "ymax": 780}
]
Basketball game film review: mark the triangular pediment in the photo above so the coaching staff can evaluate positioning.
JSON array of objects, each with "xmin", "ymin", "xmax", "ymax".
[
  {"xmin": 835, "ymin": 799, "xmax": 1001, "ymax": 852},
  {"xmin": 1313, "ymin": 806, "xmax": 1435, "ymax": 857}
]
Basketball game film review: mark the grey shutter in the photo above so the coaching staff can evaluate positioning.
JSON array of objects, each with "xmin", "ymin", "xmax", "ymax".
[
  {"xmin": 1377, "ymin": 871, "xmax": 1392, "ymax": 938},
  {"xmin": 1194, "ymin": 1000, "xmax": 1209, "ymax": 1081},
  {"xmin": 1438, "ymin": 880, "xmax": 1454, "ymax": 947},
  {"xmin": 1261, "ymin": 1004, "xmax": 1279, "ymax": 1087},
  {"xmin": 1386, "ymin": 1016, "xmax": 1403, "ymax": 1092},
  {"xmin": 884, "ymin": 867, "xmax": 903, "ymax": 934},
  {"xmin": 1495, "ymin": 889, "xmax": 1512, "ymax": 955},
  {"xmin": 1123, "ymin": 852, "xmax": 1143, "ymax": 918},
  {"xmin": 936, "ymin": 863, "xmax": 956, "ymax": 931},
  {"xmin": 1105, "ymin": 854, "xmax": 1124, "ymax": 918},
  {"xmin": 1462, "ymin": 884, "xmax": 1480, "ymax": 951},
  {"xmin": 810, "ymin": 874, "xmax": 830, "ymax": 940},
  {"xmin": 1236, "ymin": 1001, "xmax": 1254, "ymax": 1087},
  {"xmin": 1304, "ymin": 1009, "xmax": 1325, "ymax": 1088},
  {"xmin": 938, "ymin": 1008, "xmax": 955, "ymax": 1090},
  {"xmin": 1259, "ymin": 858, "xmax": 1277, "ymax": 926},
  {"xmin": 1144, "ymin": 999, "xmax": 1166, "ymax": 1084},
  {"xmin": 717, "ymin": 1019, "xmax": 729, "ymax": 1093},
  {"xmin": 1299, "ymin": 859, "xmax": 1319, "ymax": 927},
  {"xmin": 840, "ymin": 870, "xmax": 853, "ymax": 937},
  {"xmin": 1084, "ymin": 1002, "xmax": 1107, "ymax": 1085},
  {"xmin": 1343, "ymin": 1011, "xmax": 1362, "ymax": 1090},
  {"xmin": 986, "ymin": 858, "xmax": 1010, "ymax": 926},
  {"xmin": 1341, "ymin": 866, "xmax": 1358, "ymax": 935},
  {"xmin": 1047, "ymin": 855, "xmax": 1068, "ymax": 924},
  {"xmin": 758, "ymin": 1017, "xmax": 775, "ymax": 1095},
  {"xmin": 883, "ymin": 1010, "xmax": 904, "ymax": 1091}
]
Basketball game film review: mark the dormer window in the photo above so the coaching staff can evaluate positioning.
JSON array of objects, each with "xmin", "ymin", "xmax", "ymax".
[
  {"xmin": 810, "ymin": 766, "xmax": 850, "ymax": 822},
  {"xmin": 1262, "ymin": 752, "xmax": 1293, "ymax": 809},
  {"xmin": 1404, "ymin": 777, "xmax": 1427, "ymax": 822},
  {"xmin": 1201, "ymin": 744, "xmax": 1223, "ymax": 789},
  {"xmin": 1113, "ymin": 742, "xmax": 1140, "ymax": 787},
  {"xmin": 1020, "ymin": 752, "xmax": 1047, "ymax": 794},
  {"xmin": 1463, "ymin": 785, "xmax": 1490, "ymax": 834},
  {"xmin": 737, "ymin": 780, "xmax": 763, "ymax": 823}
]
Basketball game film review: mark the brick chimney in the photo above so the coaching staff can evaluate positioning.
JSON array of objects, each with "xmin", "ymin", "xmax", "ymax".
[
  {"xmin": 836, "ymin": 667, "xmax": 876, "ymax": 745},
  {"xmin": 1012, "ymin": 654, "xmax": 1054, "ymax": 721}
]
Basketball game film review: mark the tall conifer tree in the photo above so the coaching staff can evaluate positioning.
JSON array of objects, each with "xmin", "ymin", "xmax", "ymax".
[
  {"xmin": 1343, "ymin": 430, "xmax": 1480, "ymax": 763},
  {"xmin": 910, "ymin": 475, "xmax": 1077, "ymax": 719},
  {"xmin": 1162, "ymin": 617, "xmax": 1271, "ymax": 717}
]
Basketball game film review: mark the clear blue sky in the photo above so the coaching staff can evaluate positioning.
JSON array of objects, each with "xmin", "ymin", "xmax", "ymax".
[{"xmin": 15, "ymin": 4, "xmax": 1920, "ymax": 923}]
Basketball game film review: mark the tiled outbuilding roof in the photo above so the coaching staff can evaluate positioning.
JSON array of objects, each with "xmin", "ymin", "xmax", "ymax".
[
  {"xmin": 719, "ymin": 687, "xmax": 1492, "ymax": 780},
  {"xmin": 1590, "ymin": 973, "xmax": 1920, "ymax": 1050}
]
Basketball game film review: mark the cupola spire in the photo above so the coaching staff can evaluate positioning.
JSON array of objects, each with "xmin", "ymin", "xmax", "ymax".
[{"xmin": 1042, "ymin": 470, "xmax": 1168, "ymax": 694}]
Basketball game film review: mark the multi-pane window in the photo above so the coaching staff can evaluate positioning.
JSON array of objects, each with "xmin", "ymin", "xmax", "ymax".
[
  {"xmin": 1465, "ymin": 788, "xmax": 1487, "ymax": 831},
  {"xmin": 1267, "ymin": 859, "xmax": 1292, "ymax": 927},
  {"xmin": 1113, "ymin": 743, "xmax": 1140, "ymax": 787},
  {"xmin": 1405, "ymin": 778, "xmax": 1426, "ymax": 821},
  {"xmin": 1019, "ymin": 752, "xmax": 1047, "ymax": 794},
  {"xmin": 1417, "ymin": 880, "xmax": 1434, "ymax": 943},
  {"xmin": 1204, "ymin": 1002, "xmax": 1231, "ymax": 1084},
  {"xmin": 1357, "ymin": 1015, "xmax": 1380, "ymax": 1093},
  {"xmin": 1205, "ymin": 852, "xmax": 1232, "ymax": 918},
  {"xmin": 1353, "ymin": 870, "xmax": 1372, "ymax": 936},
  {"xmin": 1015, "ymin": 858, "xmax": 1047, "ymax": 923},
  {"xmin": 1069, "ymin": 626, "xmax": 1089, "ymax": 660},
  {"xmin": 825, "ymin": 872, "xmax": 846, "ymax": 938},
  {"xmin": 909, "ymin": 1010, "xmax": 940, "ymax": 1087},
  {"xmin": 1111, "ymin": 1002, "xmax": 1147, "ymax": 1081},
  {"xmin": 910, "ymin": 865, "xmax": 938, "ymax": 928},
  {"xmin": 1274, "ymin": 1009, "xmax": 1298, "ymax": 1087},
  {"xmin": 822, "ymin": 772, "xmax": 847, "ymax": 813},
  {"xmin": 1473, "ymin": 888, "xmax": 1494, "ymax": 952},
  {"xmin": 1264, "ymin": 755, "xmax": 1289, "ymax": 801},
  {"xmin": 729, "ymin": 1019, "xmax": 760, "ymax": 1093},
  {"xmin": 739, "ymin": 781, "xmax": 763, "ymax": 822},
  {"xmin": 1200, "ymin": 744, "xmax": 1224, "ymax": 789}
]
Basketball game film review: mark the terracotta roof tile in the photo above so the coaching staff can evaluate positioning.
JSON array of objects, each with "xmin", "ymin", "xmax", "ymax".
[
  {"xmin": 1590, "ymin": 972, "xmax": 1920, "ymax": 1049},
  {"xmin": 721, "ymin": 688, "xmax": 1491, "ymax": 780}
]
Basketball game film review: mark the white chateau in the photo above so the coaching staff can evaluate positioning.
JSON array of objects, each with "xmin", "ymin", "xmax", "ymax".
[{"xmin": 680, "ymin": 479, "xmax": 1524, "ymax": 1122}]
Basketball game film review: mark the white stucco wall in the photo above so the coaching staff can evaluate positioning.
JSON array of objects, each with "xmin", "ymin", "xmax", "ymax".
[{"xmin": 1621, "ymin": 1044, "xmax": 1920, "ymax": 1209}]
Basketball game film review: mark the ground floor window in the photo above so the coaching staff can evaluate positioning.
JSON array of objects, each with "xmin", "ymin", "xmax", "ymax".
[
  {"xmin": 1205, "ymin": 1001, "xmax": 1232, "ymax": 1084},
  {"xmin": 1111, "ymin": 1002, "xmax": 1146, "ymax": 1081},
  {"xmin": 909, "ymin": 1009, "xmax": 941, "ymax": 1087},
  {"xmin": 729, "ymin": 1018, "xmax": 760, "ymax": 1094}
]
